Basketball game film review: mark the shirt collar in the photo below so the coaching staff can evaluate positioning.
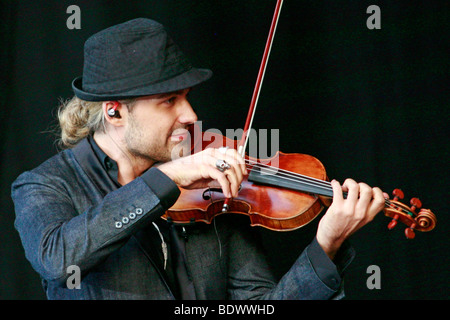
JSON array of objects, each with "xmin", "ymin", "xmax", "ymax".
[{"xmin": 87, "ymin": 135, "xmax": 120, "ymax": 186}]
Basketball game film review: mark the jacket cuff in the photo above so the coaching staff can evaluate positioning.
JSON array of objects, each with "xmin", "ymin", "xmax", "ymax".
[
  {"xmin": 140, "ymin": 167, "xmax": 180, "ymax": 210},
  {"xmin": 307, "ymin": 237, "xmax": 355, "ymax": 291}
]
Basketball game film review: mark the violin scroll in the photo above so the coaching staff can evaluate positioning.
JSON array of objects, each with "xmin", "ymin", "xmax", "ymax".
[{"xmin": 384, "ymin": 189, "xmax": 437, "ymax": 239}]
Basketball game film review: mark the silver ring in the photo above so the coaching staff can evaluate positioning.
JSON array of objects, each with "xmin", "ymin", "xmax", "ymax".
[{"xmin": 216, "ymin": 159, "xmax": 231, "ymax": 172}]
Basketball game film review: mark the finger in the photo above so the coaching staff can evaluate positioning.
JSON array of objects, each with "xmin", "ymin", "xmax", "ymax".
[
  {"xmin": 207, "ymin": 151, "xmax": 239, "ymax": 197},
  {"xmin": 354, "ymin": 188, "xmax": 385, "ymax": 232},
  {"xmin": 230, "ymin": 149, "xmax": 248, "ymax": 175},
  {"xmin": 224, "ymin": 155, "xmax": 244, "ymax": 186},
  {"xmin": 330, "ymin": 179, "xmax": 344, "ymax": 204},
  {"xmin": 222, "ymin": 166, "xmax": 240, "ymax": 197},
  {"xmin": 215, "ymin": 148, "xmax": 247, "ymax": 178},
  {"xmin": 206, "ymin": 165, "xmax": 232, "ymax": 198},
  {"xmin": 342, "ymin": 178, "xmax": 359, "ymax": 204},
  {"xmin": 354, "ymin": 183, "xmax": 373, "ymax": 225},
  {"xmin": 212, "ymin": 149, "xmax": 246, "ymax": 193},
  {"xmin": 356, "ymin": 182, "xmax": 372, "ymax": 207},
  {"xmin": 199, "ymin": 152, "xmax": 231, "ymax": 197},
  {"xmin": 368, "ymin": 187, "xmax": 386, "ymax": 218}
]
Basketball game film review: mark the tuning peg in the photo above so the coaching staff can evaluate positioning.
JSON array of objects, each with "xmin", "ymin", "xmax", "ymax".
[
  {"xmin": 392, "ymin": 189, "xmax": 404, "ymax": 201},
  {"xmin": 409, "ymin": 198, "xmax": 422, "ymax": 214},
  {"xmin": 388, "ymin": 214, "xmax": 399, "ymax": 229},
  {"xmin": 405, "ymin": 223, "xmax": 416, "ymax": 239}
]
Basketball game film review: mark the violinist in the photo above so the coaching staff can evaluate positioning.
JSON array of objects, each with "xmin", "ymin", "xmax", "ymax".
[{"xmin": 11, "ymin": 18, "xmax": 386, "ymax": 300}]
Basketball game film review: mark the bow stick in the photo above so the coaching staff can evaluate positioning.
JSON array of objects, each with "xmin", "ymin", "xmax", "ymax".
[{"xmin": 223, "ymin": 0, "xmax": 284, "ymax": 212}]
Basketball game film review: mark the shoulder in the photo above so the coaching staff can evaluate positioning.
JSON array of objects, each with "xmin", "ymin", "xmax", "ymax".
[
  {"xmin": 13, "ymin": 138, "xmax": 93, "ymax": 185},
  {"xmin": 11, "ymin": 147, "xmax": 80, "ymax": 194}
]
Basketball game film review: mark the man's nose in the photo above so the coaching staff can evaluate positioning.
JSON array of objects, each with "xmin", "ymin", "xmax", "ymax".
[{"xmin": 178, "ymin": 100, "xmax": 198, "ymax": 124}]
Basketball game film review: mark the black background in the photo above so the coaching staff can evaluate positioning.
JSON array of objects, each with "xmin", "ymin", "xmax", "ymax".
[{"xmin": 1, "ymin": 0, "xmax": 448, "ymax": 300}]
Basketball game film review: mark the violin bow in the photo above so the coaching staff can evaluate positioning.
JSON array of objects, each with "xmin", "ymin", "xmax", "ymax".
[{"xmin": 223, "ymin": 0, "xmax": 284, "ymax": 212}]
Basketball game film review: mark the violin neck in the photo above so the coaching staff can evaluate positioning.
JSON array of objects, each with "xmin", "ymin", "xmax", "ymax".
[{"xmin": 248, "ymin": 167, "xmax": 401, "ymax": 213}]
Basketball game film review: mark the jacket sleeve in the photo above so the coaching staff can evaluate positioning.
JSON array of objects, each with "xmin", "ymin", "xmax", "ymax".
[
  {"xmin": 263, "ymin": 238, "xmax": 355, "ymax": 300},
  {"xmin": 226, "ymin": 220, "xmax": 355, "ymax": 300},
  {"xmin": 11, "ymin": 167, "xmax": 179, "ymax": 285}
]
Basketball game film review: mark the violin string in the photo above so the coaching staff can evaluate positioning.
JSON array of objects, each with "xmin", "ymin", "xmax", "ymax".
[
  {"xmin": 243, "ymin": 159, "xmax": 410, "ymax": 214},
  {"xmin": 244, "ymin": 159, "xmax": 333, "ymax": 192},
  {"xmin": 244, "ymin": 159, "xmax": 330, "ymax": 187}
]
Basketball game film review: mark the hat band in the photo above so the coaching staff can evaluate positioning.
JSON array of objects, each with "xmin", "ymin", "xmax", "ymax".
[{"xmin": 83, "ymin": 65, "xmax": 193, "ymax": 95}]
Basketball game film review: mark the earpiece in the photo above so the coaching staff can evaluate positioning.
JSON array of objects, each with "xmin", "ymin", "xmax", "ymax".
[
  {"xmin": 107, "ymin": 101, "xmax": 120, "ymax": 118},
  {"xmin": 107, "ymin": 108, "xmax": 116, "ymax": 117}
]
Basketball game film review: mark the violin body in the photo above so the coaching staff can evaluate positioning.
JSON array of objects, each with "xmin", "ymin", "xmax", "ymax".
[{"xmin": 164, "ymin": 130, "xmax": 328, "ymax": 231}]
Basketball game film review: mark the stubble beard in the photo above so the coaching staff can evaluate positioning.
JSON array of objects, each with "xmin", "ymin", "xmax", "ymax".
[{"xmin": 124, "ymin": 114, "xmax": 188, "ymax": 164}]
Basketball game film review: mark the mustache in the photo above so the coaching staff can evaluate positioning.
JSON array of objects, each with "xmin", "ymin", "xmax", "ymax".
[
  {"xmin": 170, "ymin": 123, "xmax": 194, "ymax": 136},
  {"xmin": 169, "ymin": 124, "xmax": 194, "ymax": 143}
]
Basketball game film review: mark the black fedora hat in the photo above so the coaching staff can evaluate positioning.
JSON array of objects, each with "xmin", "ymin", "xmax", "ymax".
[{"xmin": 72, "ymin": 18, "xmax": 212, "ymax": 101}]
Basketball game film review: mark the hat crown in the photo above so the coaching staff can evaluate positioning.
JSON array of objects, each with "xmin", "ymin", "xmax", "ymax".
[
  {"xmin": 81, "ymin": 18, "xmax": 192, "ymax": 94},
  {"xmin": 72, "ymin": 18, "xmax": 212, "ymax": 101}
]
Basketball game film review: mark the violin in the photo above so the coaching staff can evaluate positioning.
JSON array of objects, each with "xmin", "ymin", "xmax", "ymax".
[
  {"xmin": 163, "ymin": 0, "xmax": 437, "ymax": 239},
  {"xmin": 163, "ymin": 129, "xmax": 437, "ymax": 238}
]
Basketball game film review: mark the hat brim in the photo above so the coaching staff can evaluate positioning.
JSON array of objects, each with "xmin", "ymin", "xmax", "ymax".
[{"xmin": 72, "ymin": 67, "xmax": 212, "ymax": 102}]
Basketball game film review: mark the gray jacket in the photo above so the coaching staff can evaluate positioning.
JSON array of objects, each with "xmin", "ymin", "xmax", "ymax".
[{"xmin": 11, "ymin": 138, "xmax": 354, "ymax": 299}]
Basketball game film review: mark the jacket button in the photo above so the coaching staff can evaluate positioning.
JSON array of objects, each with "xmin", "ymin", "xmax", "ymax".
[
  {"xmin": 105, "ymin": 160, "xmax": 113, "ymax": 169},
  {"xmin": 122, "ymin": 217, "xmax": 129, "ymax": 224},
  {"xmin": 129, "ymin": 212, "xmax": 136, "ymax": 219},
  {"xmin": 115, "ymin": 221, "xmax": 123, "ymax": 229},
  {"xmin": 136, "ymin": 208, "xmax": 143, "ymax": 215}
]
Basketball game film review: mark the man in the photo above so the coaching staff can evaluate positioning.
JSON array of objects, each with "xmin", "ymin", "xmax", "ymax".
[{"xmin": 11, "ymin": 18, "xmax": 385, "ymax": 299}]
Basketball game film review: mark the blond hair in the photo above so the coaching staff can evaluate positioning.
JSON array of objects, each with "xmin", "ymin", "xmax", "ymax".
[{"xmin": 56, "ymin": 96, "xmax": 135, "ymax": 148}]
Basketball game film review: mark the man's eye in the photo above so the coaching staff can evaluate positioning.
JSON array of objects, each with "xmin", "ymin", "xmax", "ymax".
[{"xmin": 165, "ymin": 97, "xmax": 176, "ymax": 104}]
